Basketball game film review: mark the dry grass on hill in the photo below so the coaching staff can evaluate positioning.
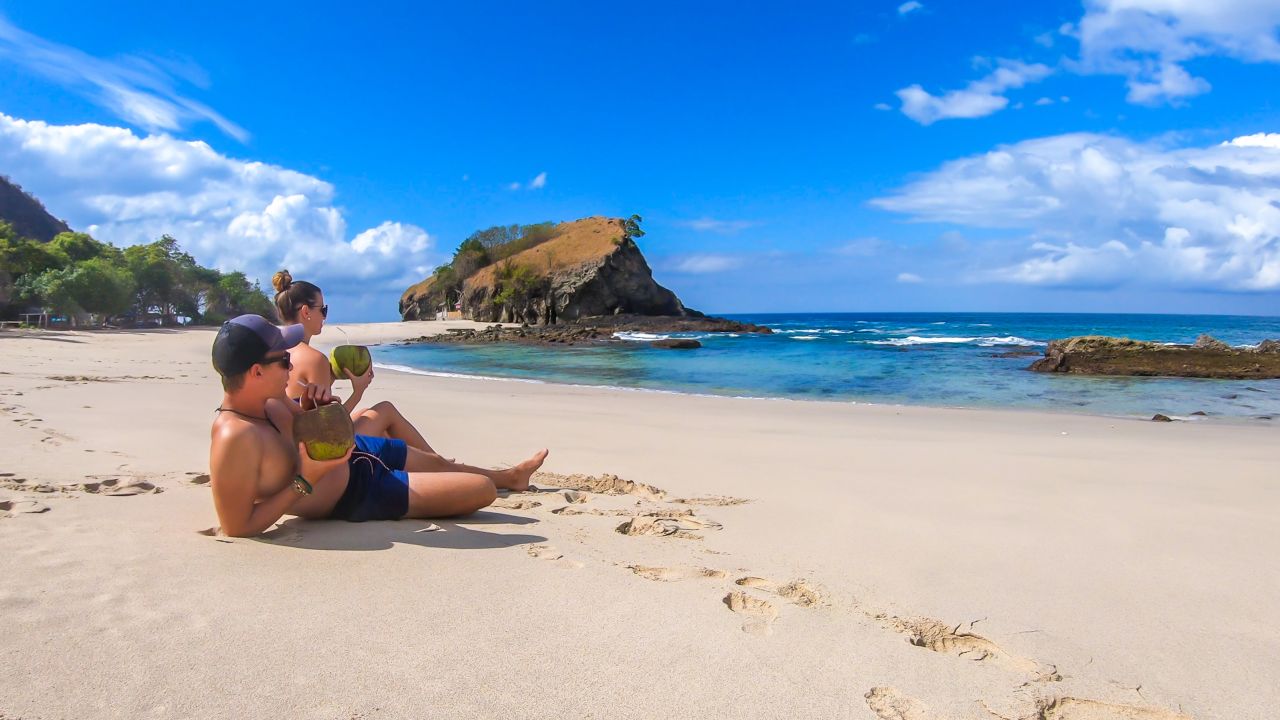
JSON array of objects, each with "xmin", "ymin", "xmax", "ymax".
[{"xmin": 465, "ymin": 216, "xmax": 625, "ymax": 288}]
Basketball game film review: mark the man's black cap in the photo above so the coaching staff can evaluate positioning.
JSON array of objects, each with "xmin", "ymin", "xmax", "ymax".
[{"xmin": 211, "ymin": 314, "xmax": 305, "ymax": 377}]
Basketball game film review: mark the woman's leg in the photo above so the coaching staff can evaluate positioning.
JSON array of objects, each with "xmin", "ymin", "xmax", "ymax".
[
  {"xmin": 353, "ymin": 401, "xmax": 437, "ymax": 453},
  {"xmin": 404, "ymin": 472, "xmax": 497, "ymax": 518},
  {"xmin": 402, "ymin": 446, "xmax": 548, "ymax": 492}
]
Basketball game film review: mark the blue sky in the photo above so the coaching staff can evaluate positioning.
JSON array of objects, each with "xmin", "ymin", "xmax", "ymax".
[{"xmin": 1, "ymin": 1, "xmax": 1279, "ymax": 320}]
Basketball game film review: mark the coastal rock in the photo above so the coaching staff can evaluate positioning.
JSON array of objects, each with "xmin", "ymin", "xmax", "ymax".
[
  {"xmin": 402, "ymin": 217, "xmax": 686, "ymax": 324},
  {"xmin": 1256, "ymin": 339, "xmax": 1280, "ymax": 353},
  {"xmin": 1193, "ymin": 334, "xmax": 1231, "ymax": 351},
  {"xmin": 1028, "ymin": 335, "xmax": 1280, "ymax": 380},
  {"xmin": 652, "ymin": 339, "xmax": 701, "ymax": 349},
  {"xmin": 1151, "ymin": 414, "xmax": 1173, "ymax": 422},
  {"xmin": 405, "ymin": 316, "xmax": 760, "ymax": 349}
]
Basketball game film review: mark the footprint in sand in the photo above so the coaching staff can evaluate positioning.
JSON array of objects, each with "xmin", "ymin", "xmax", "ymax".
[
  {"xmin": 553, "ymin": 506, "xmax": 693, "ymax": 518},
  {"xmin": 79, "ymin": 476, "xmax": 161, "ymax": 496},
  {"xmin": 723, "ymin": 590, "xmax": 777, "ymax": 635},
  {"xmin": 491, "ymin": 497, "xmax": 542, "ymax": 510},
  {"xmin": 629, "ymin": 565, "xmax": 727, "ymax": 582},
  {"xmin": 880, "ymin": 615, "xmax": 1045, "ymax": 676},
  {"xmin": 534, "ymin": 471, "xmax": 750, "ymax": 507},
  {"xmin": 734, "ymin": 576, "xmax": 826, "ymax": 608},
  {"xmin": 864, "ymin": 687, "xmax": 940, "ymax": 720},
  {"xmin": 673, "ymin": 495, "xmax": 750, "ymax": 506},
  {"xmin": 0, "ymin": 499, "xmax": 50, "ymax": 518},
  {"xmin": 615, "ymin": 514, "xmax": 721, "ymax": 540},
  {"xmin": 534, "ymin": 471, "xmax": 668, "ymax": 501},
  {"xmin": 1031, "ymin": 697, "xmax": 1191, "ymax": 720},
  {"xmin": 562, "ymin": 490, "xmax": 587, "ymax": 504},
  {"xmin": 526, "ymin": 544, "xmax": 584, "ymax": 569}
]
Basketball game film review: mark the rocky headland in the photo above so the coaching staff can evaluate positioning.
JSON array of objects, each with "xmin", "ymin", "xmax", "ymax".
[
  {"xmin": 399, "ymin": 216, "xmax": 772, "ymax": 347},
  {"xmin": 1028, "ymin": 334, "xmax": 1280, "ymax": 379}
]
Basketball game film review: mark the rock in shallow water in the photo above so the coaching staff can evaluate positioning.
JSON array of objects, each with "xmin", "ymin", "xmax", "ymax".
[
  {"xmin": 1028, "ymin": 335, "xmax": 1280, "ymax": 379},
  {"xmin": 652, "ymin": 339, "xmax": 701, "ymax": 349}
]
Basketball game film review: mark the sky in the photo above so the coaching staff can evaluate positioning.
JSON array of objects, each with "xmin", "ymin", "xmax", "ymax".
[{"xmin": 1, "ymin": 1, "xmax": 1279, "ymax": 321}]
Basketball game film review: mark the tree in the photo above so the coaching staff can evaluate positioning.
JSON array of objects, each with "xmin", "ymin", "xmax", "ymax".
[
  {"xmin": 23, "ymin": 258, "xmax": 134, "ymax": 322},
  {"xmin": 623, "ymin": 214, "xmax": 645, "ymax": 239},
  {"xmin": 48, "ymin": 232, "xmax": 109, "ymax": 263},
  {"xmin": 203, "ymin": 271, "xmax": 273, "ymax": 323}
]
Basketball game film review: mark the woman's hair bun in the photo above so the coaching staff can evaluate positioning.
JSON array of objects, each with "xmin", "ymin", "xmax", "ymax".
[{"xmin": 271, "ymin": 269, "xmax": 293, "ymax": 293}]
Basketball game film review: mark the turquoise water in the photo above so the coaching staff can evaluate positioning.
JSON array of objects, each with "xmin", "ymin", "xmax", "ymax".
[{"xmin": 374, "ymin": 313, "xmax": 1280, "ymax": 420}]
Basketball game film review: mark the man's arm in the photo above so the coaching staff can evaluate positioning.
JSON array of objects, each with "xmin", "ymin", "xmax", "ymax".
[{"xmin": 209, "ymin": 426, "xmax": 302, "ymax": 538}]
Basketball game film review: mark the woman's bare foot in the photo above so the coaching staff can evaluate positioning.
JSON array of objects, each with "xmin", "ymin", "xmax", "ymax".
[{"xmin": 494, "ymin": 449, "xmax": 549, "ymax": 491}]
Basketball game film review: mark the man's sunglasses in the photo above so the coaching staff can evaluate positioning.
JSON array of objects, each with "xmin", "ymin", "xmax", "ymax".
[{"xmin": 260, "ymin": 354, "xmax": 293, "ymax": 370}]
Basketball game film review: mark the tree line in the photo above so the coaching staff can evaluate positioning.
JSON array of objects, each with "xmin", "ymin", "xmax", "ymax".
[{"xmin": 0, "ymin": 222, "xmax": 272, "ymax": 326}]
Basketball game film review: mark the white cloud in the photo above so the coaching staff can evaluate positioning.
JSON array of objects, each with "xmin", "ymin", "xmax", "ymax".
[
  {"xmin": 0, "ymin": 113, "xmax": 438, "ymax": 297},
  {"xmin": 1075, "ymin": 0, "xmax": 1280, "ymax": 105},
  {"xmin": 896, "ymin": 272, "xmax": 923, "ymax": 283},
  {"xmin": 873, "ymin": 102, "xmax": 893, "ymax": 111},
  {"xmin": 508, "ymin": 172, "xmax": 547, "ymax": 191},
  {"xmin": 667, "ymin": 254, "xmax": 744, "ymax": 273},
  {"xmin": 898, "ymin": 1, "xmax": 923, "ymax": 16},
  {"xmin": 834, "ymin": 237, "xmax": 887, "ymax": 256},
  {"xmin": 1034, "ymin": 96, "xmax": 1055, "ymax": 106},
  {"xmin": 678, "ymin": 217, "xmax": 757, "ymax": 234},
  {"xmin": 0, "ymin": 16, "xmax": 246, "ymax": 141},
  {"xmin": 1224, "ymin": 133, "xmax": 1280, "ymax": 149},
  {"xmin": 873, "ymin": 131, "xmax": 1280, "ymax": 291},
  {"xmin": 895, "ymin": 60, "xmax": 1052, "ymax": 125}
]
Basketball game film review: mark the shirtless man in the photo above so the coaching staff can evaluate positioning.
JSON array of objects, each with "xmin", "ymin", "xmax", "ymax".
[{"xmin": 208, "ymin": 314, "xmax": 547, "ymax": 537}]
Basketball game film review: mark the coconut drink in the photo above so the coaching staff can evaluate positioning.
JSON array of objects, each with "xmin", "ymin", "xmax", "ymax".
[
  {"xmin": 293, "ymin": 403, "xmax": 355, "ymax": 461},
  {"xmin": 329, "ymin": 344, "xmax": 372, "ymax": 379}
]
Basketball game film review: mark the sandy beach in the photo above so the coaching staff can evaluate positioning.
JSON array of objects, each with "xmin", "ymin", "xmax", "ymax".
[{"xmin": 1, "ymin": 321, "xmax": 1277, "ymax": 720}]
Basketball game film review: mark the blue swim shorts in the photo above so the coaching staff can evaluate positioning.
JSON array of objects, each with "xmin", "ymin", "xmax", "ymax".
[{"xmin": 329, "ymin": 435, "xmax": 410, "ymax": 522}]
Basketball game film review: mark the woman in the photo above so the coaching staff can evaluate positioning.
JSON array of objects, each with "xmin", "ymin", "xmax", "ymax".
[
  {"xmin": 272, "ymin": 270, "xmax": 437, "ymax": 452},
  {"xmin": 271, "ymin": 269, "xmax": 547, "ymax": 491}
]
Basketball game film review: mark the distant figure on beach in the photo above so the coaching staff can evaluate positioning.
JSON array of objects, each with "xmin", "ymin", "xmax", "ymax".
[
  {"xmin": 208, "ymin": 314, "xmax": 547, "ymax": 537},
  {"xmin": 271, "ymin": 270, "xmax": 439, "ymax": 453}
]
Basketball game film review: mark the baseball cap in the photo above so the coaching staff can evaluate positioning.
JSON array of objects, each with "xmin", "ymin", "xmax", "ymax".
[{"xmin": 211, "ymin": 314, "xmax": 305, "ymax": 377}]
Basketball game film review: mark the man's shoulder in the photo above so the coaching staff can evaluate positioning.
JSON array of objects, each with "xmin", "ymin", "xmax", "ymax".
[{"xmin": 211, "ymin": 415, "xmax": 267, "ymax": 452}]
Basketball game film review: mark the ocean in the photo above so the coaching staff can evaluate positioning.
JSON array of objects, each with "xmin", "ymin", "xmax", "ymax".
[{"xmin": 372, "ymin": 313, "xmax": 1280, "ymax": 420}]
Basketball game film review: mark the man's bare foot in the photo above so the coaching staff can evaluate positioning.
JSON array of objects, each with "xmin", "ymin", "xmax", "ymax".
[{"xmin": 497, "ymin": 449, "xmax": 549, "ymax": 491}]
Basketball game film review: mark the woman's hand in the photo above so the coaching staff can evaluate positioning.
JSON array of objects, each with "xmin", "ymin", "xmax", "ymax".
[{"xmin": 345, "ymin": 365, "xmax": 374, "ymax": 395}]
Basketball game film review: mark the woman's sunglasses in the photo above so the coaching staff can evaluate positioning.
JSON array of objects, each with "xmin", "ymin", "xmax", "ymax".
[{"xmin": 295, "ymin": 303, "xmax": 328, "ymax": 319}]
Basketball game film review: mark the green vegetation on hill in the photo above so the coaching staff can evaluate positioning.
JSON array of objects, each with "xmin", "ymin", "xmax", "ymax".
[
  {"xmin": 417, "ymin": 221, "xmax": 561, "ymax": 312},
  {"xmin": 0, "ymin": 223, "xmax": 271, "ymax": 326}
]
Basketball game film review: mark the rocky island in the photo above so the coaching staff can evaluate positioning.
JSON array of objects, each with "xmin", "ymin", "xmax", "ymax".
[
  {"xmin": 399, "ymin": 216, "xmax": 771, "ymax": 347},
  {"xmin": 1028, "ymin": 334, "xmax": 1280, "ymax": 379}
]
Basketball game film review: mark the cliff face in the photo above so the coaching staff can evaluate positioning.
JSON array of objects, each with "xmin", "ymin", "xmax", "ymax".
[
  {"xmin": 0, "ymin": 176, "xmax": 71, "ymax": 242},
  {"xmin": 400, "ymin": 217, "xmax": 688, "ymax": 323}
]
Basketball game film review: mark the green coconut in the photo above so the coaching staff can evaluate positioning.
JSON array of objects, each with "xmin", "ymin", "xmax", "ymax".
[
  {"xmin": 330, "ymin": 344, "xmax": 372, "ymax": 379},
  {"xmin": 293, "ymin": 403, "xmax": 355, "ymax": 461}
]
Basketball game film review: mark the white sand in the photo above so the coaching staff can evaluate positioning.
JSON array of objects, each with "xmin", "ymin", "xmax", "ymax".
[{"xmin": 1, "ymin": 322, "xmax": 1276, "ymax": 719}]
